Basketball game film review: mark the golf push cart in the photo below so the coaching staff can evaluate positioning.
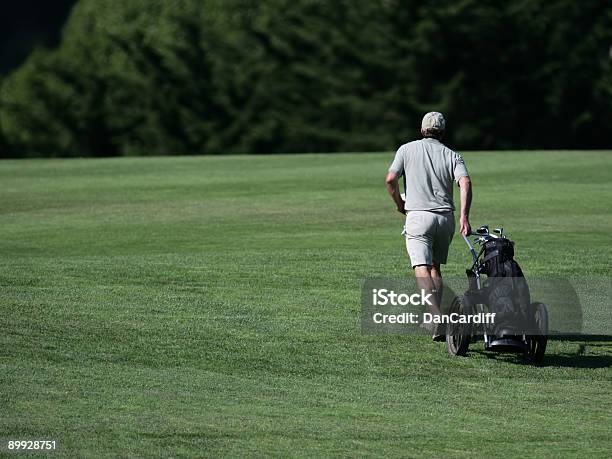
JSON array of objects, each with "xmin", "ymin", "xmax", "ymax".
[{"xmin": 446, "ymin": 225, "xmax": 548, "ymax": 363}]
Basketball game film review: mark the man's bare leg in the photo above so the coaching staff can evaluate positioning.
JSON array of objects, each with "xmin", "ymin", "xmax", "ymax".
[
  {"xmin": 430, "ymin": 262, "xmax": 446, "ymax": 340},
  {"xmin": 415, "ymin": 264, "xmax": 445, "ymax": 341},
  {"xmin": 414, "ymin": 265, "xmax": 441, "ymax": 337},
  {"xmin": 431, "ymin": 261, "xmax": 443, "ymax": 307}
]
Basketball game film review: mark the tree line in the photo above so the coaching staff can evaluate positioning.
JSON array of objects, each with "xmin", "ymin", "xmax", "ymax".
[{"xmin": 0, "ymin": 0, "xmax": 610, "ymax": 158}]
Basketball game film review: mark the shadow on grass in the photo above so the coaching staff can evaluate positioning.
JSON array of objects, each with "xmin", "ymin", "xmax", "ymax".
[
  {"xmin": 549, "ymin": 334, "xmax": 612, "ymax": 342},
  {"xmin": 470, "ymin": 349, "xmax": 612, "ymax": 368},
  {"xmin": 542, "ymin": 334, "xmax": 612, "ymax": 368},
  {"xmin": 468, "ymin": 334, "xmax": 612, "ymax": 368},
  {"xmin": 538, "ymin": 354, "xmax": 612, "ymax": 369}
]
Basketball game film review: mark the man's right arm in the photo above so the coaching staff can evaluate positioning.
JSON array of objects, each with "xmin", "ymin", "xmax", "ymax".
[
  {"xmin": 385, "ymin": 171, "xmax": 406, "ymax": 215},
  {"xmin": 458, "ymin": 176, "xmax": 472, "ymax": 236},
  {"xmin": 386, "ymin": 147, "xmax": 406, "ymax": 215}
]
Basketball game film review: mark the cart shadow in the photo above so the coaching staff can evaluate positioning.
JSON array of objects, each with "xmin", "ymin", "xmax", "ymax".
[
  {"xmin": 470, "ymin": 334, "xmax": 612, "ymax": 369},
  {"xmin": 543, "ymin": 335, "xmax": 612, "ymax": 368},
  {"xmin": 537, "ymin": 354, "xmax": 612, "ymax": 368},
  {"xmin": 549, "ymin": 334, "xmax": 612, "ymax": 343}
]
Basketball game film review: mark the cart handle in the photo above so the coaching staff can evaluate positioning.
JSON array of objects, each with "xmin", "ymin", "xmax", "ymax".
[{"xmin": 462, "ymin": 234, "xmax": 479, "ymax": 265}]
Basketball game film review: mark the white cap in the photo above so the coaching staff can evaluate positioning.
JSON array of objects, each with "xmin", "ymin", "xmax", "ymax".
[{"xmin": 421, "ymin": 112, "xmax": 446, "ymax": 132}]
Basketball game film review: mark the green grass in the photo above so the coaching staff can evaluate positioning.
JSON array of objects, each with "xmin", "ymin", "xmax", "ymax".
[{"xmin": 1, "ymin": 151, "xmax": 611, "ymax": 457}]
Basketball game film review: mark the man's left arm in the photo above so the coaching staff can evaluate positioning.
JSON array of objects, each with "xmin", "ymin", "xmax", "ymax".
[{"xmin": 453, "ymin": 152, "xmax": 471, "ymax": 235}]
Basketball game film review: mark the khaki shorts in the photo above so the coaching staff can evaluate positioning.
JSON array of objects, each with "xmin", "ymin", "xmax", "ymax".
[{"xmin": 403, "ymin": 211, "xmax": 455, "ymax": 267}]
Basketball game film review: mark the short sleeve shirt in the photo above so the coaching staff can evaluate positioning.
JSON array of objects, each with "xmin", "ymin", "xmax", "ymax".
[{"xmin": 389, "ymin": 138, "xmax": 469, "ymax": 212}]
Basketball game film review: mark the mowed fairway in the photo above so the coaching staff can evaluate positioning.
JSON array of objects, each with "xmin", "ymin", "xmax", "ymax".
[{"xmin": 1, "ymin": 151, "xmax": 611, "ymax": 457}]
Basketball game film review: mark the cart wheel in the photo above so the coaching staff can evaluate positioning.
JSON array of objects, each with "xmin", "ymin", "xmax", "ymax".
[
  {"xmin": 446, "ymin": 295, "xmax": 472, "ymax": 356},
  {"xmin": 524, "ymin": 302, "xmax": 548, "ymax": 364}
]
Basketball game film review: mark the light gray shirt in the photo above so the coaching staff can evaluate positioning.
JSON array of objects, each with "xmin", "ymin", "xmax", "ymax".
[{"xmin": 389, "ymin": 138, "xmax": 469, "ymax": 212}]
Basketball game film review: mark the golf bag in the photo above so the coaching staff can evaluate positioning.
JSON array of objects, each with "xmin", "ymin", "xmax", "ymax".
[
  {"xmin": 448, "ymin": 225, "xmax": 548, "ymax": 362},
  {"xmin": 479, "ymin": 238, "xmax": 532, "ymax": 336}
]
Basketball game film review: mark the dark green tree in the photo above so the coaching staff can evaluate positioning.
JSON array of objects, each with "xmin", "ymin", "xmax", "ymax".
[{"xmin": 0, "ymin": 0, "xmax": 610, "ymax": 157}]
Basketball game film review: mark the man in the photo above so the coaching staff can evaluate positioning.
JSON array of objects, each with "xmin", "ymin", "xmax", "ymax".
[{"xmin": 385, "ymin": 112, "xmax": 472, "ymax": 341}]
